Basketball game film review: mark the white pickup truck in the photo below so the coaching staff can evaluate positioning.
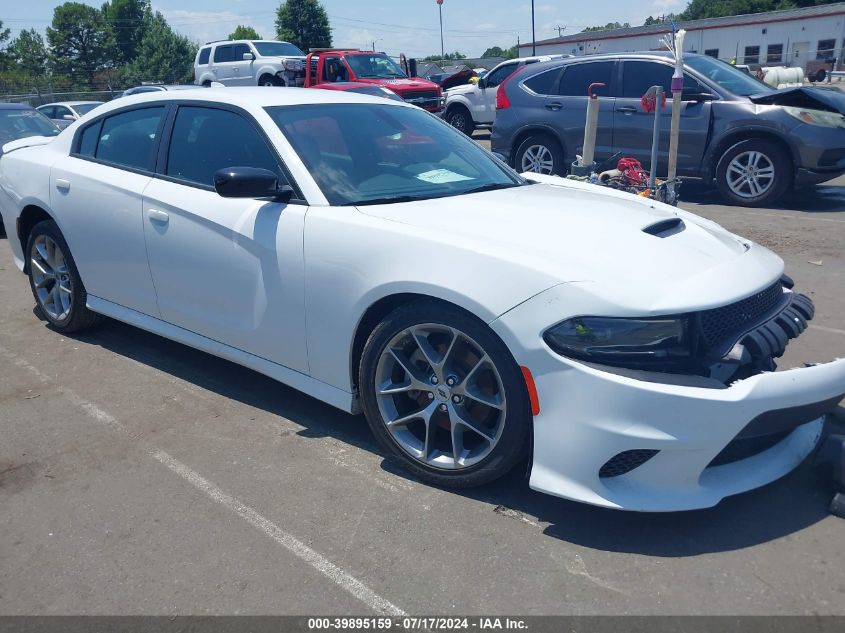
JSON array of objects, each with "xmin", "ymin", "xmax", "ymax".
[{"xmin": 443, "ymin": 55, "xmax": 567, "ymax": 135}]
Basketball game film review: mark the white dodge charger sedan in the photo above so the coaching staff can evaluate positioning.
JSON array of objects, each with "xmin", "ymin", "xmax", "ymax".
[{"xmin": 1, "ymin": 88, "xmax": 843, "ymax": 511}]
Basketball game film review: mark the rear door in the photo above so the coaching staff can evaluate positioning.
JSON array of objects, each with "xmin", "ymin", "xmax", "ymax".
[
  {"xmin": 544, "ymin": 60, "xmax": 616, "ymax": 164},
  {"xmin": 613, "ymin": 60, "xmax": 712, "ymax": 175},
  {"xmin": 49, "ymin": 105, "xmax": 167, "ymax": 317},
  {"xmin": 212, "ymin": 44, "xmax": 236, "ymax": 85}
]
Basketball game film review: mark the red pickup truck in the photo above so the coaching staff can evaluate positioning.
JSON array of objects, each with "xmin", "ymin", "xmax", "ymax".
[{"xmin": 305, "ymin": 49, "xmax": 444, "ymax": 113}]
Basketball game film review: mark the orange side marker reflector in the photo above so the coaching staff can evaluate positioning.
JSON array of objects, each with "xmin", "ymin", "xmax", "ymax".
[{"xmin": 520, "ymin": 366, "xmax": 540, "ymax": 416}]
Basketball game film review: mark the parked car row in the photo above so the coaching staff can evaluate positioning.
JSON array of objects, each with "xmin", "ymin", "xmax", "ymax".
[{"xmin": 444, "ymin": 51, "xmax": 845, "ymax": 207}]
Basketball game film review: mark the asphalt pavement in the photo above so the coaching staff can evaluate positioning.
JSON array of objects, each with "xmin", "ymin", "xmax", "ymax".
[{"xmin": 1, "ymin": 159, "xmax": 844, "ymax": 616}]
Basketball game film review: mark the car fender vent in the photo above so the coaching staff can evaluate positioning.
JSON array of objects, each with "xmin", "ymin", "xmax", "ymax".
[
  {"xmin": 599, "ymin": 449, "xmax": 660, "ymax": 478},
  {"xmin": 642, "ymin": 217, "xmax": 685, "ymax": 238}
]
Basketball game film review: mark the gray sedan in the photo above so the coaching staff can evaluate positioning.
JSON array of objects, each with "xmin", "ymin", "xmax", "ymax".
[{"xmin": 491, "ymin": 52, "xmax": 845, "ymax": 206}]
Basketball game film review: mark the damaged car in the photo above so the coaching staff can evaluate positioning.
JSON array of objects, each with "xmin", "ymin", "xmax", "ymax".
[
  {"xmin": 493, "ymin": 52, "xmax": 845, "ymax": 207},
  {"xmin": 0, "ymin": 88, "xmax": 843, "ymax": 511}
]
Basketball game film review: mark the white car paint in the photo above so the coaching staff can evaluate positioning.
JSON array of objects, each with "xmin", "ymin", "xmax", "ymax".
[
  {"xmin": 444, "ymin": 55, "xmax": 566, "ymax": 127},
  {"xmin": 195, "ymin": 40, "xmax": 306, "ymax": 87},
  {"xmin": 1, "ymin": 88, "xmax": 843, "ymax": 511}
]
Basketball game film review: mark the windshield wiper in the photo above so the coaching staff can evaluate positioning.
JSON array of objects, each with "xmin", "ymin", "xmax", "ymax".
[
  {"xmin": 461, "ymin": 182, "xmax": 522, "ymax": 195},
  {"xmin": 343, "ymin": 194, "xmax": 430, "ymax": 206}
]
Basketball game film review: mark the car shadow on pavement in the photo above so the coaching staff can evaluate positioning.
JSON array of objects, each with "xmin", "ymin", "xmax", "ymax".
[
  {"xmin": 70, "ymin": 318, "xmax": 840, "ymax": 558},
  {"xmin": 681, "ymin": 181, "xmax": 845, "ymax": 213}
]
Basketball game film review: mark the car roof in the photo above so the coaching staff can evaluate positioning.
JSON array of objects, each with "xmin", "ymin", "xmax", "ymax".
[
  {"xmin": 38, "ymin": 101, "xmax": 103, "ymax": 107},
  {"xmin": 0, "ymin": 102, "xmax": 35, "ymax": 110}
]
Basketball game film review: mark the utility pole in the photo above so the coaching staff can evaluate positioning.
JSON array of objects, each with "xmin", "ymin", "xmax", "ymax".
[
  {"xmin": 554, "ymin": 26, "xmax": 566, "ymax": 38},
  {"xmin": 531, "ymin": 0, "xmax": 536, "ymax": 54},
  {"xmin": 437, "ymin": 0, "xmax": 445, "ymax": 60}
]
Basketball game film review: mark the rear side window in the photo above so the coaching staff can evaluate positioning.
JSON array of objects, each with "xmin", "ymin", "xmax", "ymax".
[
  {"xmin": 198, "ymin": 47, "xmax": 211, "ymax": 64},
  {"xmin": 558, "ymin": 62, "xmax": 614, "ymax": 96},
  {"xmin": 166, "ymin": 106, "xmax": 280, "ymax": 188},
  {"xmin": 77, "ymin": 121, "xmax": 102, "ymax": 157},
  {"xmin": 95, "ymin": 106, "xmax": 165, "ymax": 171},
  {"xmin": 214, "ymin": 45, "xmax": 234, "ymax": 63},
  {"xmin": 621, "ymin": 61, "xmax": 702, "ymax": 98},
  {"xmin": 523, "ymin": 68, "xmax": 560, "ymax": 95}
]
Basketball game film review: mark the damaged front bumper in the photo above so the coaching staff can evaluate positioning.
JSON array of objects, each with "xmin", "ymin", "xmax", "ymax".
[{"xmin": 491, "ymin": 282, "xmax": 845, "ymax": 512}]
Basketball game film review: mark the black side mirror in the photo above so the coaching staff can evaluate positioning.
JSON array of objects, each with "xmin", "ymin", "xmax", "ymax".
[
  {"xmin": 682, "ymin": 91, "xmax": 716, "ymax": 102},
  {"xmin": 477, "ymin": 77, "xmax": 487, "ymax": 90},
  {"xmin": 213, "ymin": 167, "xmax": 294, "ymax": 202}
]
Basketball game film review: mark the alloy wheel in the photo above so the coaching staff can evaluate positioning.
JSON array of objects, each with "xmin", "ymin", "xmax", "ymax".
[
  {"xmin": 374, "ymin": 324, "xmax": 507, "ymax": 470},
  {"xmin": 726, "ymin": 150, "xmax": 775, "ymax": 199},
  {"xmin": 30, "ymin": 234, "xmax": 72, "ymax": 321},
  {"xmin": 520, "ymin": 144, "xmax": 554, "ymax": 174}
]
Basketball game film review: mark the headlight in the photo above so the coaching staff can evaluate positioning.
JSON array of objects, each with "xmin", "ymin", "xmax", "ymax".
[
  {"xmin": 784, "ymin": 106, "xmax": 845, "ymax": 128},
  {"xmin": 543, "ymin": 316, "xmax": 691, "ymax": 365}
]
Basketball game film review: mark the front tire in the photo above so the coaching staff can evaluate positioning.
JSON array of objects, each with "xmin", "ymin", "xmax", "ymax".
[
  {"xmin": 359, "ymin": 300, "xmax": 531, "ymax": 488},
  {"xmin": 259, "ymin": 74, "xmax": 282, "ymax": 87},
  {"xmin": 715, "ymin": 138, "xmax": 791, "ymax": 207},
  {"xmin": 26, "ymin": 220, "xmax": 101, "ymax": 333},
  {"xmin": 445, "ymin": 105, "xmax": 474, "ymax": 136},
  {"xmin": 514, "ymin": 133, "xmax": 565, "ymax": 175}
]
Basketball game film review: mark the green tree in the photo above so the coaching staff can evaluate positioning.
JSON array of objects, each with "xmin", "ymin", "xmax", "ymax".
[
  {"xmin": 582, "ymin": 22, "xmax": 630, "ymax": 32},
  {"xmin": 102, "ymin": 0, "xmax": 150, "ymax": 64},
  {"xmin": 275, "ymin": 0, "xmax": 332, "ymax": 51},
  {"xmin": 7, "ymin": 29, "xmax": 48, "ymax": 77},
  {"xmin": 229, "ymin": 25, "xmax": 262, "ymax": 40},
  {"xmin": 481, "ymin": 46, "xmax": 506, "ymax": 58},
  {"xmin": 47, "ymin": 2, "xmax": 116, "ymax": 87},
  {"xmin": 0, "ymin": 20, "xmax": 11, "ymax": 71},
  {"xmin": 422, "ymin": 51, "xmax": 467, "ymax": 62},
  {"xmin": 122, "ymin": 10, "xmax": 197, "ymax": 84}
]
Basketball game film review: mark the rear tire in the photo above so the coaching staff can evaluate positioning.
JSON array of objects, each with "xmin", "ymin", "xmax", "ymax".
[
  {"xmin": 359, "ymin": 300, "xmax": 531, "ymax": 489},
  {"xmin": 715, "ymin": 138, "xmax": 791, "ymax": 207},
  {"xmin": 514, "ymin": 133, "xmax": 565, "ymax": 175},
  {"xmin": 445, "ymin": 105, "xmax": 474, "ymax": 136},
  {"xmin": 26, "ymin": 220, "xmax": 102, "ymax": 333}
]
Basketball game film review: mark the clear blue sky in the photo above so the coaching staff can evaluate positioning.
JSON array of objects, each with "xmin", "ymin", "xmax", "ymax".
[{"xmin": 3, "ymin": 1, "xmax": 688, "ymax": 58}]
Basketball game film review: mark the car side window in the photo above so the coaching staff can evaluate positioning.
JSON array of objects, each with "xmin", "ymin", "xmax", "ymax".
[
  {"xmin": 524, "ymin": 68, "xmax": 561, "ymax": 95},
  {"xmin": 198, "ymin": 47, "xmax": 211, "ymax": 65},
  {"xmin": 234, "ymin": 44, "xmax": 251, "ymax": 60},
  {"xmin": 40, "ymin": 106, "xmax": 56, "ymax": 119},
  {"xmin": 621, "ymin": 61, "xmax": 701, "ymax": 98},
  {"xmin": 485, "ymin": 63, "xmax": 517, "ymax": 88},
  {"xmin": 95, "ymin": 106, "xmax": 165, "ymax": 171},
  {"xmin": 165, "ymin": 106, "xmax": 281, "ymax": 188},
  {"xmin": 558, "ymin": 62, "xmax": 614, "ymax": 96},
  {"xmin": 214, "ymin": 45, "xmax": 234, "ymax": 63},
  {"xmin": 77, "ymin": 121, "xmax": 101, "ymax": 157},
  {"xmin": 55, "ymin": 106, "xmax": 72, "ymax": 119}
]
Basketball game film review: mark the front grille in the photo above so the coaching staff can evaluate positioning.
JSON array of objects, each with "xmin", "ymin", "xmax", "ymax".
[
  {"xmin": 403, "ymin": 90, "xmax": 438, "ymax": 100},
  {"xmin": 599, "ymin": 450, "xmax": 659, "ymax": 478},
  {"xmin": 699, "ymin": 282, "xmax": 785, "ymax": 348}
]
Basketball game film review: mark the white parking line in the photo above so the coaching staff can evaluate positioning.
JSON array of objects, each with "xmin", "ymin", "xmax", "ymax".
[
  {"xmin": 810, "ymin": 324, "xmax": 845, "ymax": 337},
  {"xmin": 0, "ymin": 343, "xmax": 406, "ymax": 616}
]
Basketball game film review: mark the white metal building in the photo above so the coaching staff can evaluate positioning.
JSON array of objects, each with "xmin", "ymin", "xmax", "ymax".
[{"xmin": 519, "ymin": 3, "xmax": 845, "ymax": 71}]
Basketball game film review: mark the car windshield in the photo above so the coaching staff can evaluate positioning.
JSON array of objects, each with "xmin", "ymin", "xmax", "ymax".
[
  {"xmin": 685, "ymin": 55, "xmax": 773, "ymax": 96},
  {"xmin": 0, "ymin": 109, "xmax": 59, "ymax": 144},
  {"xmin": 72, "ymin": 103, "xmax": 102, "ymax": 116},
  {"xmin": 253, "ymin": 41, "xmax": 305, "ymax": 57},
  {"xmin": 266, "ymin": 103, "xmax": 522, "ymax": 206},
  {"xmin": 345, "ymin": 54, "xmax": 407, "ymax": 79}
]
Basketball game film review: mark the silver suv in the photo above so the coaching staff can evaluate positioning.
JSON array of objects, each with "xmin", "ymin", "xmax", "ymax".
[{"xmin": 194, "ymin": 40, "xmax": 307, "ymax": 87}]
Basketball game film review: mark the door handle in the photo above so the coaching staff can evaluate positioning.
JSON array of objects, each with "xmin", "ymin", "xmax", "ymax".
[
  {"xmin": 617, "ymin": 106, "xmax": 638, "ymax": 114},
  {"xmin": 148, "ymin": 209, "xmax": 169, "ymax": 224},
  {"xmin": 55, "ymin": 179, "xmax": 70, "ymax": 192},
  {"xmin": 545, "ymin": 102, "xmax": 563, "ymax": 111}
]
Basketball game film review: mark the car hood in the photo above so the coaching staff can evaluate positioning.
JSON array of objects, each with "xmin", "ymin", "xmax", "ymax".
[
  {"xmin": 357, "ymin": 77, "xmax": 439, "ymax": 91},
  {"xmin": 357, "ymin": 175, "xmax": 783, "ymax": 314},
  {"xmin": 749, "ymin": 86, "xmax": 845, "ymax": 113},
  {"xmin": 445, "ymin": 83, "xmax": 477, "ymax": 96}
]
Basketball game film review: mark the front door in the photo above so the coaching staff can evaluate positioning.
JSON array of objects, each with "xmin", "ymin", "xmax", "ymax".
[
  {"xmin": 142, "ymin": 104, "xmax": 308, "ymax": 372},
  {"xmin": 230, "ymin": 43, "xmax": 254, "ymax": 85},
  {"xmin": 211, "ymin": 44, "xmax": 237, "ymax": 85},
  {"xmin": 793, "ymin": 41, "xmax": 810, "ymax": 70},
  {"xmin": 49, "ymin": 105, "xmax": 166, "ymax": 317},
  {"xmin": 476, "ymin": 61, "xmax": 517, "ymax": 124},
  {"xmin": 612, "ymin": 60, "xmax": 712, "ymax": 177}
]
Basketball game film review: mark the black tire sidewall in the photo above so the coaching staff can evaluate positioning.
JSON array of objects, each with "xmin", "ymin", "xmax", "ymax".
[
  {"xmin": 715, "ymin": 139, "xmax": 791, "ymax": 207},
  {"xmin": 359, "ymin": 300, "xmax": 531, "ymax": 488},
  {"xmin": 26, "ymin": 220, "xmax": 95, "ymax": 332},
  {"xmin": 514, "ymin": 133, "xmax": 565, "ymax": 175},
  {"xmin": 446, "ymin": 106, "xmax": 474, "ymax": 136},
  {"xmin": 259, "ymin": 74, "xmax": 280, "ymax": 87}
]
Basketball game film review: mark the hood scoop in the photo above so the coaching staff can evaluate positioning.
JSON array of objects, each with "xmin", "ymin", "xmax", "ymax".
[{"xmin": 642, "ymin": 217, "xmax": 685, "ymax": 238}]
